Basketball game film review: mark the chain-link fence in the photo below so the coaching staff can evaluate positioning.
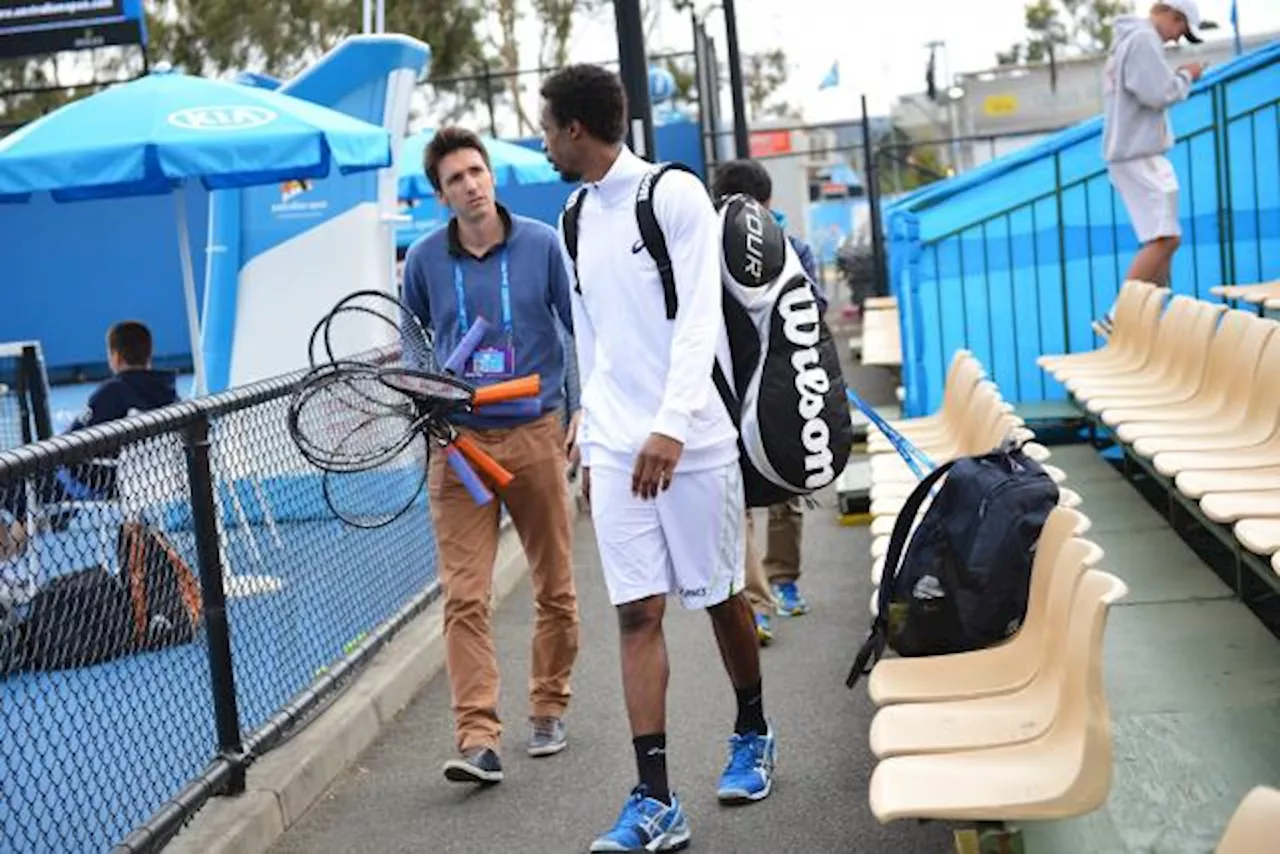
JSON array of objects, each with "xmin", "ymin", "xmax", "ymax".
[{"xmin": 0, "ymin": 366, "xmax": 441, "ymax": 853}]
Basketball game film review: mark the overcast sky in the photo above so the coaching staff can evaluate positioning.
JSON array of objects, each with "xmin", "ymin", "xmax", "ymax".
[{"xmin": 561, "ymin": 0, "xmax": 1280, "ymax": 122}]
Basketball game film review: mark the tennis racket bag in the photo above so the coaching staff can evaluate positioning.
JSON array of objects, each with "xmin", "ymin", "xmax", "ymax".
[
  {"xmin": 0, "ymin": 522, "xmax": 202, "ymax": 675},
  {"xmin": 561, "ymin": 163, "xmax": 854, "ymax": 507}
]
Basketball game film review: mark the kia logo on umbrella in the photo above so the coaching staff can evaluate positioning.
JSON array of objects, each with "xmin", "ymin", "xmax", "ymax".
[{"xmin": 168, "ymin": 106, "xmax": 278, "ymax": 131}]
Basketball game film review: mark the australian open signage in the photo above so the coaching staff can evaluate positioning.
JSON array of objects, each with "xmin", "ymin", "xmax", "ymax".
[{"xmin": 0, "ymin": 0, "xmax": 147, "ymax": 60}]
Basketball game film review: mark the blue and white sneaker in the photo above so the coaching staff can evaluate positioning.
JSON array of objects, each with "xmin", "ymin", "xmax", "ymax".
[
  {"xmin": 771, "ymin": 581, "xmax": 809, "ymax": 616},
  {"xmin": 589, "ymin": 785, "xmax": 691, "ymax": 852},
  {"xmin": 717, "ymin": 726, "xmax": 776, "ymax": 803}
]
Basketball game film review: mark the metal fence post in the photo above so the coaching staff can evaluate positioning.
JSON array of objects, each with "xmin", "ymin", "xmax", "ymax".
[
  {"xmin": 184, "ymin": 413, "xmax": 246, "ymax": 794},
  {"xmin": 1053, "ymin": 151, "xmax": 1071, "ymax": 354}
]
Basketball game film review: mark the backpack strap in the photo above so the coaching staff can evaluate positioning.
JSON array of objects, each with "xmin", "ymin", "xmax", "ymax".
[
  {"xmin": 635, "ymin": 162, "xmax": 700, "ymax": 321},
  {"xmin": 560, "ymin": 186, "xmax": 588, "ymax": 295},
  {"xmin": 845, "ymin": 458, "xmax": 958, "ymax": 688}
]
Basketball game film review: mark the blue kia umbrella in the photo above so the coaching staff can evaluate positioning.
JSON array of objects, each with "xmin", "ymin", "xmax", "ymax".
[
  {"xmin": 397, "ymin": 128, "xmax": 558, "ymax": 200},
  {"xmin": 0, "ymin": 66, "xmax": 393, "ymax": 394}
]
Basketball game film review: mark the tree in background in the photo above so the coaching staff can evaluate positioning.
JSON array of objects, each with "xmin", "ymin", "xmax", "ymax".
[
  {"xmin": 875, "ymin": 124, "xmax": 949, "ymax": 194},
  {"xmin": 996, "ymin": 0, "xmax": 1133, "ymax": 66},
  {"xmin": 0, "ymin": 0, "xmax": 490, "ymax": 131}
]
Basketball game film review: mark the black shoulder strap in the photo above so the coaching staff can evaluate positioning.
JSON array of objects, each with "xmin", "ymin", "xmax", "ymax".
[
  {"xmin": 846, "ymin": 458, "xmax": 958, "ymax": 688},
  {"xmin": 635, "ymin": 162, "xmax": 700, "ymax": 321},
  {"xmin": 561, "ymin": 186, "xmax": 588, "ymax": 294}
]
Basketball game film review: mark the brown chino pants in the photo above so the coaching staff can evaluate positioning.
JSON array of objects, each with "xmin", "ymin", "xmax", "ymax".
[
  {"xmin": 743, "ymin": 498, "xmax": 805, "ymax": 616},
  {"xmin": 427, "ymin": 412, "xmax": 579, "ymax": 753}
]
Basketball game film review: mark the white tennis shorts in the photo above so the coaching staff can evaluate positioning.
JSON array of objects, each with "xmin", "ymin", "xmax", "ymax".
[
  {"xmin": 1108, "ymin": 154, "xmax": 1181, "ymax": 244},
  {"xmin": 589, "ymin": 461, "xmax": 745, "ymax": 610}
]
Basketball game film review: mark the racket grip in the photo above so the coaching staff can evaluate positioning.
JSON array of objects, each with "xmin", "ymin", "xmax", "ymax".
[
  {"xmin": 473, "ymin": 399, "xmax": 542, "ymax": 419},
  {"xmin": 472, "ymin": 374, "xmax": 541, "ymax": 407},
  {"xmin": 445, "ymin": 445, "xmax": 494, "ymax": 506},
  {"xmin": 443, "ymin": 317, "xmax": 491, "ymax": 375},
  {"xmin": 453, "ymin": 434, "xmax": 516, "ymax": 490}
]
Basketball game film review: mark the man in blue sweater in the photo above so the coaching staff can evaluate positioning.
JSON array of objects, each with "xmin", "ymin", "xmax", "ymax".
[
  {"xmin": 711, "ymin": 160, "xmax": 820, "ymax": 644},
  {"xmin": 401, "ymin": 127, "xmax": 581, "ymax": 785}
]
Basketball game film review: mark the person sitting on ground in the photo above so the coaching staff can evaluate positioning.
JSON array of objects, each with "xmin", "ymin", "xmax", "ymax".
[{"xmin": 711, "ymin": 159, "xmax": 818, "ymax": 644}]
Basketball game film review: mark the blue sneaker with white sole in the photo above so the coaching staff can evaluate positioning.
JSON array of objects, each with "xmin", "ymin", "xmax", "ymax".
[
  {"xmin": 717, "ymin": 726, "xmax": 776, "ymax": 803},
  {"xmin": 771, "ymin": 581, "xmax": 809, "ymax": 616},
  {"xmin": 589, "ymin": 785, "xmax": 691, "ymax": 852}
]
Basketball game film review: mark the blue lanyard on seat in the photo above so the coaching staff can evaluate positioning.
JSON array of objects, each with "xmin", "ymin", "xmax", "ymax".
[{"xmin": 453, "ymin": 250, "xmax": 512, "ymax": 335}]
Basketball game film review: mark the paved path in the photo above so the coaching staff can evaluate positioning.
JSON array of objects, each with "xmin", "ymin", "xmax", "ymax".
[
  {"xmin": 270, "ymin": 493, "xmax": 951, "ymax": 854},
  {"xmin": 269, "ymin": 336, "xmax": 951, "ymax": 852}
]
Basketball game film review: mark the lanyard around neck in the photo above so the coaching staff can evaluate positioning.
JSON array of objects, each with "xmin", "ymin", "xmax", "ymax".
[{"xmin": 453, "ymin": 249, "xmax": 512, "ymax": 335}]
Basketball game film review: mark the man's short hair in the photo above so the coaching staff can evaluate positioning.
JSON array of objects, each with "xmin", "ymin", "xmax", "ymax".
[
  {"xmin": 539, "ymin": 64, "xmax": 628, "ymax": 145},
  {"xmin": 712, "ymin": 159, "xmax": 773, "ymax": 204},
  {"xmin": 107, "ymin": 321, "xmax": 152, "ymax": 367},
  {"xmin": 425, "ymin": 126, "xmax": 491, "ymax": 192}
]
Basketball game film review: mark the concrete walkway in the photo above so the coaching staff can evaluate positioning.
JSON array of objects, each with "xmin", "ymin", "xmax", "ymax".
[{"xmin": 269, "ymin": 484, "xmax": 952, "ymax": 853}]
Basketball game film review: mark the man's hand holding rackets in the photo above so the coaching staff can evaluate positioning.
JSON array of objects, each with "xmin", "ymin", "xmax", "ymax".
[{"xmin": 632, "ymin": 433, "xmax": 684, "ymax": 500}]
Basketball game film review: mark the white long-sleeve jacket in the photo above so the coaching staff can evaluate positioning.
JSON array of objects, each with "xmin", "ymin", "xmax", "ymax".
[{"xmin": 559, "ymin": 147, "xmax": 739, "ymax": 474}]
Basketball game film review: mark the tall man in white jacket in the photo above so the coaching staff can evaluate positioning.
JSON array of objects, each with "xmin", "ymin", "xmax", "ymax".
[
  {"xmin": 540, "ymin": 64, "xmax": 775, "ymax": 853},
  {"xmin": 1099, "ymin": 1, "xmax": 1205, "ymax": 330}
]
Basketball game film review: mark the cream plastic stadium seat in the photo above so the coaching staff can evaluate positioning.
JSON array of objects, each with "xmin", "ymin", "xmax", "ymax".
[
  {"xmin": 867, "ymin": 509, "xmax": 1097, "ymax": 705},
  {"xmin": 1099, "ymin": 309, "xmax": 1256, "ymax": 429},
  {"xmin": 1214, "ymin": 786, "xmax": 1280, "ymax": 854},
  {"xmin": 1133, "ymin": 329, "xmax": 1280, "ymax": 462},
  {"xmin": 866, "ymin": 360, "xmax": 1004, "ymax": 455},
  {"xmin": 870, "ymin": 381, "xmax": 1006, "ymax": 467},
  {"xmin": 1115, "ymin": 315, "xmax": 1277, "ymax": 445},
  {"xmin": 1063, "ymin": 295, "xmax": 1202, "ymax": 397},
  {"xmin": 869, "ymin": 350, "xmax": 981, "ymax": 434},
  {"xmin": 1178, "ymin": 465, "xmax": 1280, "ymax": 500},
  {"xmin": 1077, "ymin": 299, "xmax": 1224, "ymax": 414},
  {"xmin": 1232, "ymin": 519, "xmax": 1280, "ymax": 555},
  {"xmin": 869, "ymin": 545, "xmax": 1121, "ymax": 759},
  {"xmin": 1038, "ymin": 280, "xmax": 1156, "ymax": 374},
  {"xmin": 1200, "ymin": 492, "xmax": 1280, "ymax": 524},
  {"xmin": 1046, "ymin": 284, "xmax": 1166, "ymax": 383},
  {"xmin": 1149, "ymin": 330, "xmax": 1280, "ymax": 477},
  {"xmin": 870, "ymin": 408, "xmax": 1032, "ymax": 484},
  {"xmin": 868, "ymin": 570, "xmax": 1127, "ymax": 825},
  {"xmin": 1212, "ymin": 280, "xmax": 1280, "ymax": 304}
]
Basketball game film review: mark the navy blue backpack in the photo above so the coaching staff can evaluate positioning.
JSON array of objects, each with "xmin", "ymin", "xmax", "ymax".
[{"xmin": 846, "ymin": 438, "xmax": 1059, "ymax": 688}]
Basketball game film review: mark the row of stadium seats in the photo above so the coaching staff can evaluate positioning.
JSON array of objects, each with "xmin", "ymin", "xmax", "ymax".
[
  {"xmin": 1040, "ymin": 279, "xmax": 1280, "ymax": 578},
  {"xmin": 857, "ymin": 351, "xmax": 1124, "ymax": 831}
]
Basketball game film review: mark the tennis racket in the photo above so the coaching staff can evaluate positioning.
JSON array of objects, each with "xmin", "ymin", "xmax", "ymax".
[{"xmin": 287, "ymin": 291, "xmax": 539, "ymax": 527}]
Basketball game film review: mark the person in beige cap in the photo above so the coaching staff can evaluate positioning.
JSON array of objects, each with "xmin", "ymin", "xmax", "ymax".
[{"xmin": 1096, "ymin": 1, "xmax": 1205, "ymax": 334}]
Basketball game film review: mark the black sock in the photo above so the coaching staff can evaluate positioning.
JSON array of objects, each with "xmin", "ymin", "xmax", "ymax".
[
  {"xmin": 633, "ymin": 733, "xmax": 670, "ymax": 804},
  {"xmin": 734, "ymin": 681, "xmax": 767, "ymax": 736}
]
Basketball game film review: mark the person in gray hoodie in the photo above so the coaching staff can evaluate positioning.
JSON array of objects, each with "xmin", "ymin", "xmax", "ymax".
[{"xmin": 1100, "ymin": 1, "xmax": 1205, "ymax": 330}]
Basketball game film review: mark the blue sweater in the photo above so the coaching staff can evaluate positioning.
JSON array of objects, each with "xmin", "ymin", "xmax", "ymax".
[{"xmin": 403, "ymin": 207, "xmax": 577, "ymax": 428}]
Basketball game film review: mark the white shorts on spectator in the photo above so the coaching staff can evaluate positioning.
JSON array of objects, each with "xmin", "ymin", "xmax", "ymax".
[{"xmin": 1108, "ymin": 154, "xmax": 1181, "ymax": 244}]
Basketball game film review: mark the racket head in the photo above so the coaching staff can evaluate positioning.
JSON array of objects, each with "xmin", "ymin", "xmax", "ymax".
[
  {"xmin": 288, "ymin": 363, "xmax": 422, "ymax": 473},
  {"xmin": 320, "ymin": 427, "xmax": 429, "ymax": 528},
  {"xmin": 376, "ymin": 368, "xmax": 474, "ymax": 409},
  {"xmin": 308, "ymin": 290, "xmax": 437, "ymax": 373}
]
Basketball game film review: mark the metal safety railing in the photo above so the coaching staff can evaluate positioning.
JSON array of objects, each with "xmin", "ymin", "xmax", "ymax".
[{"xmin": 888, "ymin": 43, "xmax": 1280, "ymax": 415}]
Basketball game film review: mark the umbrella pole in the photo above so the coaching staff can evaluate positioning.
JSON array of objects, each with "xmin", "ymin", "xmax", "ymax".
[{"xmin": 175, "ymin": 185, "xmax": 208, "ymax": 398}]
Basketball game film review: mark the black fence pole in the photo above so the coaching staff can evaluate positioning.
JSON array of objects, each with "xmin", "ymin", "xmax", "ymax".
[
  {"xmin": 614, "ymin": 0, "xmax": 656, "ymax": 159},
  {"xmin": 722, "ymin": 0, "xmax": 750, "ymax": 158},
  {"xmin": 482, "ymin": 63, "xmax": 498, "ymax": 138},
  {"xmin": 184, "ymin": 414, "xmax": 246, "ymax": 794},
  {"xmin": 861, "ymin": 94, "xmax": 888, "ymax": 298}
]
